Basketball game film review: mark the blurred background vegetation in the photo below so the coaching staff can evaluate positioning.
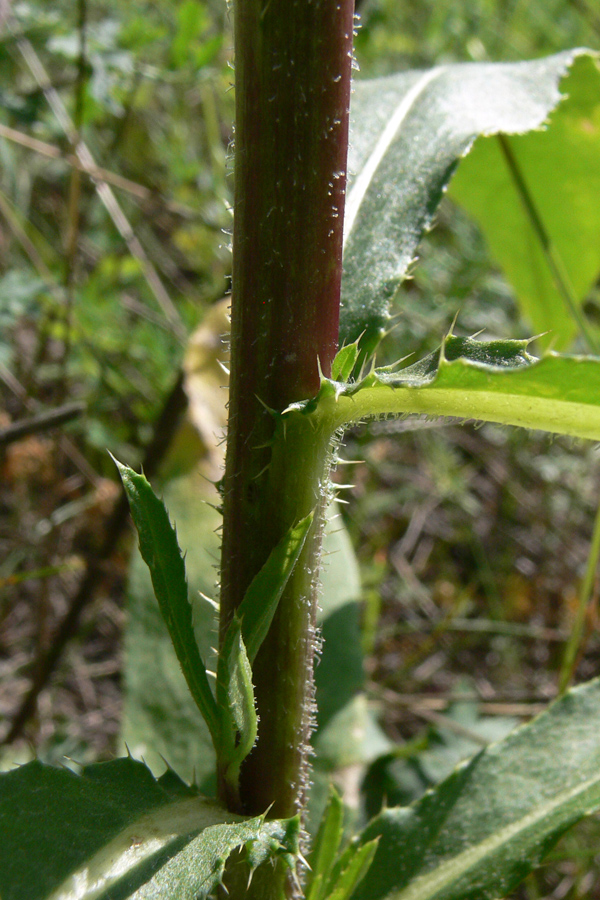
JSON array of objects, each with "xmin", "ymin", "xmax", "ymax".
[{"xmin": 1, "ymin": 1, "xmax": 600, "ymax": 897}]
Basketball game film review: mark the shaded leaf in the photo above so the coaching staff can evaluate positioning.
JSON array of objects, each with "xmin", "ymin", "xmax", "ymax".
[
  {"xmin": 121, "ymin": 472, "xmax": 220, "ymax": 787},
  {"xmin": 362, "ymin": 686, "xmax": 517, "ymax": 817},
  {"xmin": 0, "ymin": 756, "xmax": 299, "ymax": 900},
  {"xmin": 0, "ymin": 758, "xmax": 206, "ymax": 900}
]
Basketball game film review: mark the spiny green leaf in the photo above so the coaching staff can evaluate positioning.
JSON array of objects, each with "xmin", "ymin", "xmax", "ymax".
[
  {"xmin": 0, "ymin": 757, "xmax": 300, "ymax": 900},
  {"xmin": 216, "ymin": 616, "xmax": 258, "ymax": 793},
  {"xmin": 214, "ymin": 512, "xmax": 315, "ymax": 799},
  {"xmin": 306, "ymin": 785, "xmax": 345, "ymax": 900},
  {"xmin": 237, "ymin": 510, "xmax": 314, "ymax": 663},
  {"xmin": 121, "ymin": 472, "xmax": 221, "ymax": 786},
  {"xmin": 121, "ymin": 487, "xmax": 373, "ymax": 806},
  {"xmin": 341, "ymin": 49, "xmax": 590, "ymax": 352},
  {"xmin": 331, "ymin": 340, "xmax": 361, "ymax": 382},
  {"xmin": 113, "ymin": 459, "xmax": 219, "ymax": 743},
  {"xmin": 0, "ymin": 758, "xmax": 211, "ymax": 900},
  {"xmin": 302, "ymin": 336, "xmax": 600, "ymax": 443},
  {"xmin": 244, "ymin": 814, "xmax": 301, "ymax": 875},
  {"xmin": 351, "ymin": 677, "xmax": 600, "ymax": 900},
  {"xmin": 124, "ymin": 814, "xmax": 300, "ymax": 900}
]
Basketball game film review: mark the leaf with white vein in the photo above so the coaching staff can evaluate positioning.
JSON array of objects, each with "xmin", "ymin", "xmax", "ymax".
[
  {"xmin": 0, "ymin": 757, "xmax": 299, "ymax": 900},
  {"xmin": 350, "ymin": 677, "xmax": 600, "ymax": 900},
  {"xmin": 341, "ymin": 49, "xmax": 591, "ymax": 353}
]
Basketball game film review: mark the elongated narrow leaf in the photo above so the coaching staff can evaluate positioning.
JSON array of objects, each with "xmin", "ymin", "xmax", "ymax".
[
  {"xmin": 121, "ymin": 485, "xmax": 376, "ymax": 802},
  {"xmin": 114, "ymin": 460, "xmax": 219, "ymax": 742},
  {"xmin": 0, "ymin": 757, "xmax": 299, "ymax": 900},
  {"xmin": 306, "ymin": 785, "xmax": 345, "ymax": 900},
  {"xmin": 327, "ymin": 839, "xmax": 379, "ymax": 900},
  {"xmin": 301, "ymin": 335, "xmax": 600, "ymax": 443},
  {"xmin": 121, "ymin": 472, "xmax": 220, "ymax": 786},
  {"xmin": 341, "ymin": 49, "xmax": 589, "ymax": 350},
  {"xmin": 351, "ymin": 677, "xmax": 600, "ymax": 900},
  {"xmin": 307, "ymin": 786, "xmax": 378, "ymax": 900},
  {"xmin": 449, "ymin": 54, "xmax": 600, "ymax": 349},
  {"xmin": 237, "ymin": 510, "xmax": 314, "ymax": 663}
]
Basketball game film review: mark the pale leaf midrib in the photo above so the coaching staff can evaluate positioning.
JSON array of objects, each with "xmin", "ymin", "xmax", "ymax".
[
  {"xmin": 388, "ymin": 772, "xmax": 600, "ymax": 900},
  {"xmin": 343, "ymin": 67, "xmax": 446, "ymax": 247},
  {"xmin": 330, "ymin": 385, "xmax": 600, "ymax": 442},
  {"xmin": 48, "ymin": 797, "xmax": 242, "ymax": 900}
]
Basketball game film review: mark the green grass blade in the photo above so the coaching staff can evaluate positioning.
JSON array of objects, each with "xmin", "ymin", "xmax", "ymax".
[{"xmin": 114, "ymin": 459, "xmax": 219, "ymax": 743}]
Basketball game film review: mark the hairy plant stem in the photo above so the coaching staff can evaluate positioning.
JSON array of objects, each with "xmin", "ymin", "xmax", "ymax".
[{"xmin": 220, "ymin": 0, "xmax": 354, "ymax": 883}]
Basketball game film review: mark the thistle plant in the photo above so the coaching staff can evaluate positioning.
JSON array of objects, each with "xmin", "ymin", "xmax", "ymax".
[{"xmin": 3, "ymin": 4, "xmax": 600, "ymax": 900}]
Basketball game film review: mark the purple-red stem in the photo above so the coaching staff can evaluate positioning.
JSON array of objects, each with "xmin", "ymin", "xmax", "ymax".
[{"xmin": 220, "ymin": 0, "xmax": 355, "ymax": 836}]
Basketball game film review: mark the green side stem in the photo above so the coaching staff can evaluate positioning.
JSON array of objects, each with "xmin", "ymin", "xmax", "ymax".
[
  {"xmin": 220, "ymin": 0, "xmax": 355, "ymax": 875},
  {"xmin": 558, "ymin": 496, "xmax": 600, "ymax": 694},
  {"xmin": 497, "ymin": 134, "xmax": 599, "ymax": 355}
]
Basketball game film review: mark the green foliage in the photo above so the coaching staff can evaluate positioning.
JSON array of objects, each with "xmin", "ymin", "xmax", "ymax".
[
  {"xmin": 116, "ymin": 461, "xmax": 313, "ymax": 804},
  {"xmin": 352, "ymin": 677, "xmax": 600, "ymax": 900},
  {"xmin": 291, "ymin": 333, "xmax": 600, "ymax": 443},
  {"xmin": 118, "ymin": 812, "xmax": 299, "ymax": 900},
  {"xmin": 450, "ymin": 54, "xmax": 600, "ymax": 349},
  {"xmin": 216, "ymin": 614, "xmax": 257, "ymax": 799},
  {"xmin": 331, "ymin": 339, "xmax": 361, "ymax": 382},
  {"xmin": 305, "ymin": 785, "xmax": 345, "ymax": 900},
  {"xmin": 5, "ymin": 3, "xmax": 600, "ymax": 900},
  {"xmin": 215, "ymin": 510, "xmax": 315, "ymax": 800},
  {"xmin": 236, "ymin": 511, "xmax": 314, "ymax": 664},
  {"xmin": 121, "ymin": 472, "xmax": 221, "ymax": 787},
  {"xmin": 0, "ymin": 0, "xmax": 233, "ymax": 466},
  {"xmin": 341, "ymin": 50, "xmax": 591, "ymax": 353},
  {"xmin": 0, "ymin": 756, "xmax": 298, "ymax": 900},
  {"xmin": 306, "ymin": 786, "xmax": 379, "ymax": 900},
  {"xmin": 120, "ymin": 478, "xmax": 380, "ymax": 815},
  {"xmin": 114, "ymin": 459, "xmax": 220, "ymax": 744},
  {"xmin": 362, "ymin": 690, "xmax": 517, "ymax": 816},
  {"xmin": 0, "ymin": 757, "xmax": 191, "ymax": 900},
  {"xmin": 353, "ymin": 0, "xmax": 593, "ymax": 73}
]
